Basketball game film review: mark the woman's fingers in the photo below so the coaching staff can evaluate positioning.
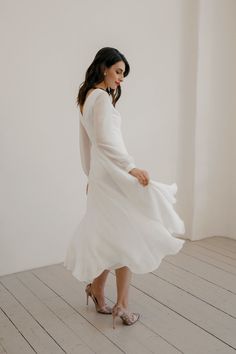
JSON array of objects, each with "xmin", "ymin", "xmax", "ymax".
[
  {"xmin": 129, "ymin": 168, "xmax": 150, "ymax": 186},
  {"xmin": 138, "ymin": 170, "xmax": 149, "ymax": 186},
  {"xmin": 143, "ymin": 170, "xmax": 150, "ymax": 184}
]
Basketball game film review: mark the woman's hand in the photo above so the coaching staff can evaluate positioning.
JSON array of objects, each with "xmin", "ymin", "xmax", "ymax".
[{"xmin": 128, "ymin": 168, "xmax": 150, "ymax": 186}]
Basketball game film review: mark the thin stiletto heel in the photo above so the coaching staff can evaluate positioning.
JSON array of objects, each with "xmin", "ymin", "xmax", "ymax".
[
  {"xmin": 85, "ymin": 283, "xmax": 112, "ymax": 314},
  {"xmin": 86, "ymin": 292, "xmax": 89, "ymax": 305},
  {"xmin": 112, "ymin": 312, "xmax": 117, "ymax": 329}
]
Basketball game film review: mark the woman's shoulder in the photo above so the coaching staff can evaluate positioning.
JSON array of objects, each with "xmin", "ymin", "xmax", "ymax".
[
  {"xmin": 89, "ymin": 88, "xmax": 108, "ymax": 98},
  {"xmin": 92, "ymin": 89, "xmax": 112, "ymax": 107},
  {"xmin": 80, "ymin": 88, "xmax": 108, "ymax": 115},
  {"xmin": 93, "ymin": 88, "xmax": 110, "ymax": 99}
]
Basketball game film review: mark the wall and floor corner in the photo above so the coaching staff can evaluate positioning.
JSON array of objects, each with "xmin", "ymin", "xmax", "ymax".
[{"xmin": 1, "ymin": 0, "xmax": 235, "ymax": 276}]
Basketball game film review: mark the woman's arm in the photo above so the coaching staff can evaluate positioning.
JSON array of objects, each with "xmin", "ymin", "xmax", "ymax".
[{"xmin": 92, "ymin": 92, "xmax": 136, "ymax": 173}]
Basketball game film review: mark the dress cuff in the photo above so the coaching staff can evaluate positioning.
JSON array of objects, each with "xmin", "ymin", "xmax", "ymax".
[{"xmin": 125, "ymin": 163, "xmax": 136, "ymax": 173}]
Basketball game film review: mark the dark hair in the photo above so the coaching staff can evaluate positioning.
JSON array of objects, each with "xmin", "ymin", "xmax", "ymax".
[{"xmin": 77, "ymin": 47, "xmax": 130, "ymax": 109}]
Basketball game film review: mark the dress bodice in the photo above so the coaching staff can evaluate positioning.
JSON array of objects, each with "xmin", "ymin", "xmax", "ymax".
[{"xmin": 78, "ymin": 89, "xmax": 136, "ymax": 176}]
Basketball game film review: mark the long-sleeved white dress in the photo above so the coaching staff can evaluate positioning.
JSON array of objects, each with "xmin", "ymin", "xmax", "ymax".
[{"xmin": 64, "ymin": 88, "xmax": 186, "ymax": 282}]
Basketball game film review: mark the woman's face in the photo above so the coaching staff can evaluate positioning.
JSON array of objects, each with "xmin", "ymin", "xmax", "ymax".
[{"xmin": 104, "ymin": 61, "xmax": 125, "ymax": 90}]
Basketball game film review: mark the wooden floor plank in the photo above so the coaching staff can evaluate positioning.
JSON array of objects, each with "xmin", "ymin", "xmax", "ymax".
[
  {"xmin": 37, "ymin": 263, "xmax": 235, "ymax": 354},
  {"xmin": 153, "ymin": 260, "xmax": 236, "ymax": 317},
  {"xmin": 193, "ymin": 240, "xmax": 236, "ymax": 260},
  {"xmin": 180, "ymin": 242, "xmax": 236, "ymax": 273},
  {"xmin": 0, "ymin": 281, "xmax": 67, "ymax": 354},
  {"xmin": 109, "ymin": 272, "xmax": 236, "ymax": 354},
  {"xmin": 0, "ymin": 343, "xmax": 7, "ymax": 354},
  {"xmin": 1, "ymin": 236, "xmax": 236, "ymax": 354},
  {"xmin": 33, "ymin": 265, "xmax": 182, "ymax": 354},
  {"xmin": 130, "ymin": 271, "xmax": 236, "ymax": 348},
  {"xmin": 0, "ymin": 308, "xmax": 35, "ymax": 354},
  {"xmin": 164, "ymin": 252, "xmax": 236, "ymax": 293},
  {"xmin": 0, "ymin": 275, "xmax": 93, "ymax": 354},
  {"xmin": 17, "ymin": 271, "xmax": 124, "ymax": 354},
  {"xmin": 198, "ymin": 236, "xmax": 236, "ymax": 253}
]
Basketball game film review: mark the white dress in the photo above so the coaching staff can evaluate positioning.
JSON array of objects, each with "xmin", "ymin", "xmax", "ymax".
[{"xmin": 64, "ymin": 88, "xmax": 186, "ymax": 282}]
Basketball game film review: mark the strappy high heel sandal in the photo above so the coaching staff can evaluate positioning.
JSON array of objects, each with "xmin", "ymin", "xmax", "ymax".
[
  {"xmin": 112, "ymin": 304, "xmax": 140, "ymax": 329},
  {"xmin": 85, "ymin": 283, "xmax": 112, "ymax": 314}
]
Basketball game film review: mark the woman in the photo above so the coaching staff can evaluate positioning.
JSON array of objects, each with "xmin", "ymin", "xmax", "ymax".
[{"xmin": 64, "ymin": 47, "xmax": 186, "ymax": 329}]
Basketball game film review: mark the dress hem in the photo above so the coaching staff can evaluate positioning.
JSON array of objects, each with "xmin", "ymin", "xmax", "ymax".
[{"xmin": 63, "ymin": 237, "xmax": 186, "ymax": 283}]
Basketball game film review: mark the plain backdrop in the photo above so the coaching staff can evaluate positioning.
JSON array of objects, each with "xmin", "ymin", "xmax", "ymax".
[{"xmin": 1, "ymin": 0, "xmax": 235, "ymax": 276}]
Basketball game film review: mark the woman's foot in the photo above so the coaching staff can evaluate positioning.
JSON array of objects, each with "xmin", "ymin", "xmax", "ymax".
[
  {"xmin": 85, "ymin": 283, "xmax": 112, "ymax": 314},
  {"xmin": 90, "ymin": 283, "xmax": 107, "ymax": 308},
  {"xmin": 112, "ymin": 303, "xmax": 140, "ymax": 329}
]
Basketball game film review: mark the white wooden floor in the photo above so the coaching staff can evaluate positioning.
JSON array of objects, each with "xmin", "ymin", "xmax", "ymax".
[{"xmin": 0, "ymin": 236, "xmax": 236, "ymax": 354}]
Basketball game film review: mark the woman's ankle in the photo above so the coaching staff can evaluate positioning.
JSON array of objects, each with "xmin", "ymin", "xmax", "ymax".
[
  {"xmin": 91, "ymin": 282, "xmax": 104, "ymax": 295},
  {"xmin": 116, "ymin": 301, "xmax": 128, "ymax": 310}
]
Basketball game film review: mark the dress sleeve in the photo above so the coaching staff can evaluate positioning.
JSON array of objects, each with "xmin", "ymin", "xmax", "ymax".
[
  {"xmin": 79, "ymin": 119, "xmax": 91, "ymax": 177},
  {"xmin": 92, "ymin": 92, "xmax": 136, "ymax": 173}
]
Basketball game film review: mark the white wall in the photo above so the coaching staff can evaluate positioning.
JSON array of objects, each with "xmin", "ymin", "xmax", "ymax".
[
  {"xmin": 192, "ymin": 0, "xmax": 236, "ymax": 239},
  {"xmin": 1, "ymin": 0, "xmax": 235, "ymax": 276}
]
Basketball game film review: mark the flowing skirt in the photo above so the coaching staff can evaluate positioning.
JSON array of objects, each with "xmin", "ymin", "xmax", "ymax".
[{"xmin": 64, "ymin": 146, "xmax": 186, "ymax": 282}]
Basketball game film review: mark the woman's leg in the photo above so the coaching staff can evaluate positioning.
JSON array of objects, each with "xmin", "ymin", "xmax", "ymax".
[
  {"xmin": 115, "ymin": 266, "xmax": 132, "ymax": 309},
  {"xmin": 90, "ymin": 266, "xmax": 132, "ymax": 309},
  {"xmin": 91, "ymin": 269, "xmax": 110, "ymax": 306}
]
